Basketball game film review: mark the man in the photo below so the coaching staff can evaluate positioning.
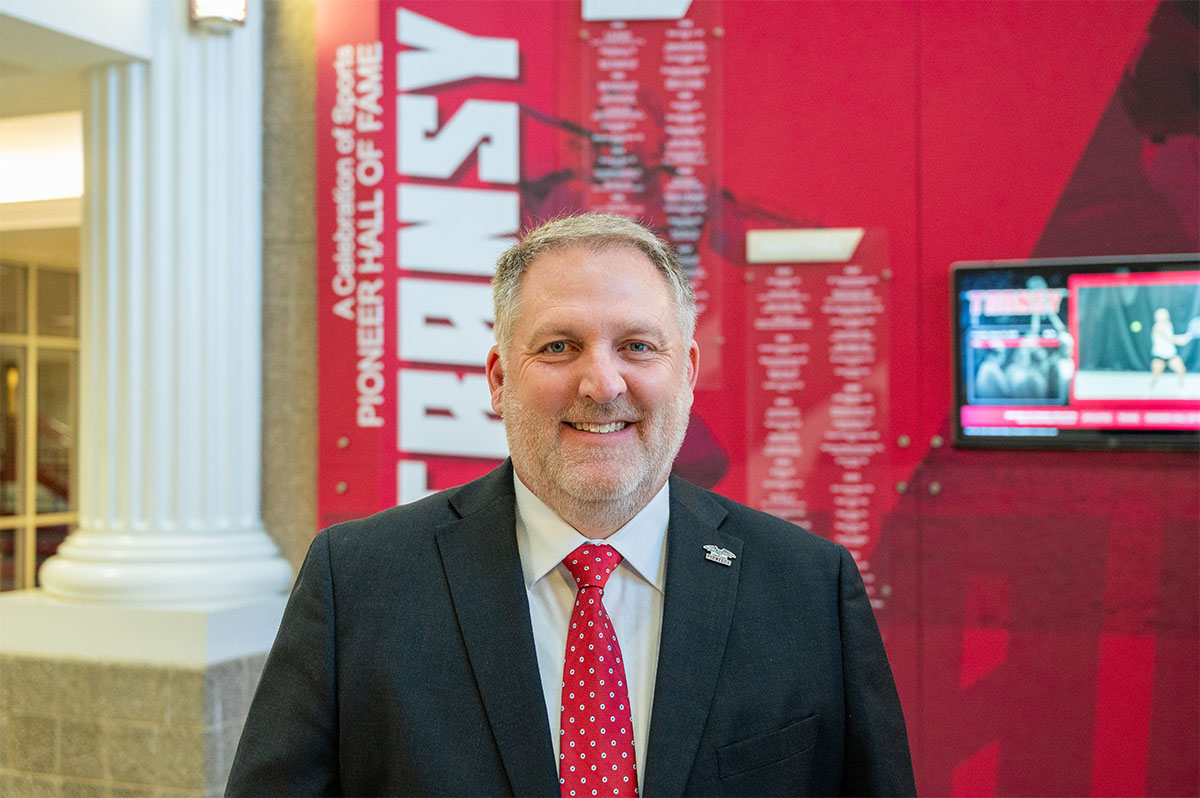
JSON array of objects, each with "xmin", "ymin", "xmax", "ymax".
[{"xmin": 227, "ymin": 214, "xmax": 915, "ymax": 797}]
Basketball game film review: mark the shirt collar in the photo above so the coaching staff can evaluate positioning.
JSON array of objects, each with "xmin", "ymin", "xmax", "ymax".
[{"xmin": 514, "ymin": 472, "xmax": 670, "ymax": 593}]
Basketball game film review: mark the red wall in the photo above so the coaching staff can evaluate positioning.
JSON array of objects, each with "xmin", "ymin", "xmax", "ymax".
[
  {"xmin": 715, "ymin": 2, "xmax": 1200, "ymax": 793},
  {"xmin": 317, "ymin": 2, "xmax": 1200, "ymax": 793}
]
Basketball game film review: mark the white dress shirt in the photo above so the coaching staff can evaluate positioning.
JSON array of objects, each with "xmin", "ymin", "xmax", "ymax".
[{"xmin": 514, "ymin": 474, "xmax": 669, "ymax": 793}]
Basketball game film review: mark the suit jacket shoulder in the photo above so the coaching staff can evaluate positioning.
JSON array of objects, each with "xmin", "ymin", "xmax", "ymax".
[
  {"xmin": 321, "ymin": 460, "xmax": 515, "ymax": 552},
  {"xmin": 683, "ymin": 479, "xmax": 843, "ymax": 551},
  {"xmin": 227, "ymin": 461, "xmax": 560, "ymax": 797}
]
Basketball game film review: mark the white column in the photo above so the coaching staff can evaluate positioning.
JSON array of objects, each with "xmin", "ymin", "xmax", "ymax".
[{"xmin": 39, "ymin": 1, "xmax": 292, "ymax": 605}]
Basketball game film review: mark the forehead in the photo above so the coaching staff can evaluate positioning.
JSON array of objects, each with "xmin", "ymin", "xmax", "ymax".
[{"xmin": 515, "ymin": 244, "xmax": 677, "ymax": 327}]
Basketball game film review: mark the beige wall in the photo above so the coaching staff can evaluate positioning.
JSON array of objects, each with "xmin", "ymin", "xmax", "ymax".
[{"xmin": 262, "ymin": 0, "xmax": 319, "ymax": 571}]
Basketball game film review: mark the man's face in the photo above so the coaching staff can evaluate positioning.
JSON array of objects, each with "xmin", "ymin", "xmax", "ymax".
[{"xmin": 486, "ymin": 245, "xmax": 698, "ymax": 517}]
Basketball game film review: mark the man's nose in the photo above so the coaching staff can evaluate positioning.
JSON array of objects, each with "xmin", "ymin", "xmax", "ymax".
[{"xmin": 577, "ymin": 348, "xmax": 626, "ymax": 404}]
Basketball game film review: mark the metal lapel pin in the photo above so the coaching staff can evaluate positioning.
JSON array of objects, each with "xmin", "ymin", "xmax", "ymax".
[{"xmin": 703, "ymin": 545, "xmax": 736, "ymax": 566}]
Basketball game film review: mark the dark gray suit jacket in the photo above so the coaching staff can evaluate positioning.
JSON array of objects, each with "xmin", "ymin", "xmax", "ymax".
[{"xmin": 226, "ymin": 462, "xmax": 915, "ymax": 796}]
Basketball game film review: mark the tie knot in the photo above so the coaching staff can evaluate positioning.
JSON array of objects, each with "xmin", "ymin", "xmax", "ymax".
[{"xmin": 563, "ymin": 544, "xmax": 622, "ymax": 590}]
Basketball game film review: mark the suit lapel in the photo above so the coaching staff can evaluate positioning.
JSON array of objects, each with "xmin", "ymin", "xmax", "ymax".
[
  {"xmin": 435, "ymin": 464, "xmax": 560, "ymax": 797},
  {"xmin": 643, "ymin": 478, "xmax": 742, "ymax": 797}
]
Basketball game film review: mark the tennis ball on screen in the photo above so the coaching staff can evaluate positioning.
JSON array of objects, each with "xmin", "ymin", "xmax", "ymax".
[{"xmin": 1130, "ymin": 320, "xmax": 1143, "ymax": 333}]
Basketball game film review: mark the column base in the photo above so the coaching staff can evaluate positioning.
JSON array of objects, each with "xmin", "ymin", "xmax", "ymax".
[
  {"xmin": 0, "ymin": 589, "xmax": 287, "ymax": 664},
  {"xmin": 39, "ymin": 529, "xmax": 294, "ymax": 605},
  {"xmin": 0, "ymin": 591, "xmax": 286, "ymax": 795}
]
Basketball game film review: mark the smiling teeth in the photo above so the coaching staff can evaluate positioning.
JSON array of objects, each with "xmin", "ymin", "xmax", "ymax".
[{"xmin": 571, "ymin": 421, "xmax": 627, "ymax": 434}]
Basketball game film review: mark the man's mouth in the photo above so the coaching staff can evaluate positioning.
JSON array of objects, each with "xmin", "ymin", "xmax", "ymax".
[{"xmin": 568, "ymin": 421, "xmax": 628, "ymax": 434}]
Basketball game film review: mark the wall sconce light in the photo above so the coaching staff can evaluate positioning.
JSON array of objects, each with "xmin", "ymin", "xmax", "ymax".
[{"xmin": 189, "ymin": 0, "xmax": 247, "ymax": 32}]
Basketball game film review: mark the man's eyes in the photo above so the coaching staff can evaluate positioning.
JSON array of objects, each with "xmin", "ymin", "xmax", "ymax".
[{"xmin": 538, "ymin": 340, "xmax": 655, "ymax": 355}]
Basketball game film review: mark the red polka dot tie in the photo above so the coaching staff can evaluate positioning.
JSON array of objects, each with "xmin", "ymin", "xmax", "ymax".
[{"xmin": 558, "ymin": 544, "xmax": 638, "ymax": 797}]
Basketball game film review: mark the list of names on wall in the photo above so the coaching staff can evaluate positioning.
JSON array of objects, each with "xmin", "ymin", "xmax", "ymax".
[
  {"xmin": 587, "ymin": 21, "xmax": 648, "ymax": 219},
  {"xmin": 751, "ymin": 266, "xmax": 813, "ymax": 526},
  {"xmin": 659, "ymin": 19, "xmax": 713, "ymax": 318},
  {"xmin": 820, "ymin": 264, "xmax": 887, "ymax": 602},
  {"xmin": 745, "ymin": 241, "xmax": 890, "ymax": 606}
]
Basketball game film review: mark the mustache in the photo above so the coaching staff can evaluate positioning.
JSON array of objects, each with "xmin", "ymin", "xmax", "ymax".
[{"xmin": 556, "ymin": 400, "xmax": 644, "ymax": 424}]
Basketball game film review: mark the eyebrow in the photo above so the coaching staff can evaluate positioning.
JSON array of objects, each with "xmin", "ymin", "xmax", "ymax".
[{"xmin": 523, "ymin": 319, "xmax": 672, "ymax": 346}]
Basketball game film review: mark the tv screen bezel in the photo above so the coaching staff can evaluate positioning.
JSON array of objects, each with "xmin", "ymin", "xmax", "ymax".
[{"xmin": 950, "ymin": 253, "xmax": 1200, "ymax": 452}]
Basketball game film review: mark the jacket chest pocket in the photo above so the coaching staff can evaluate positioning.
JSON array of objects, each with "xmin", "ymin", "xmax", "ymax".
[{"xmin": 716, "ymin": 714, "xmax": 819, "ymax": 779}]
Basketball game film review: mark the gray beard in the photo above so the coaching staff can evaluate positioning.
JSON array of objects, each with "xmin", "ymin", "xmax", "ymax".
[{"xmin": 501, "ymin": 390, "xmax": 691, "ymax": 537}]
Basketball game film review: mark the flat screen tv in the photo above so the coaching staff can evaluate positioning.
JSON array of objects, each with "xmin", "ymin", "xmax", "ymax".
[{"xmin": 952, "ymin": 254, "xmax": 1200, "ymax": 450}]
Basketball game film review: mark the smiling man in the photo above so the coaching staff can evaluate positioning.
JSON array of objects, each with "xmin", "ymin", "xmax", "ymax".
[
  {"xmin": 227, "ymin": 214, "xmax": 916, "ymax": 797},
  {"xmin": 487, "ymin": 230, "xmax": 698, "ymax": 536}
]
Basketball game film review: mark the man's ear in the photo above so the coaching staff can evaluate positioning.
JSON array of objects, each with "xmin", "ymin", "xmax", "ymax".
[
  {"xmin": 686, "ymin": 338, "xmax": 700, "ymax": 391},
  {"xmin": 485, "ymin": 345, "xmax": 505, "ymax": 415}
]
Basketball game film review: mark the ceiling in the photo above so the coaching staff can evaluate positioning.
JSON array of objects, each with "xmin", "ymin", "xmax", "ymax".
[
  {"xmin": 0, "ymin": 226, "xmax": 79, "ymax": 267},
  {"xmin": 0, "ymin": 14, "xmax": 121, "ymax": 263},
  {"xmin": 0, "ymin": 13, "xmax": 132, "ymax": 118}
]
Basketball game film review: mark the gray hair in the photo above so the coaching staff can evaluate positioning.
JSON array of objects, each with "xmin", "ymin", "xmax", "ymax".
[{"xmin": 491, "ymin": 213, "xmax": 697, "ymax": 350}]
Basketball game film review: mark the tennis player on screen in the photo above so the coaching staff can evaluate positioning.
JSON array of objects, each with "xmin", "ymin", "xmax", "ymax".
[{"xmin": 1149, "ymin": 307, "xmax": 1191, "ymax": 390}]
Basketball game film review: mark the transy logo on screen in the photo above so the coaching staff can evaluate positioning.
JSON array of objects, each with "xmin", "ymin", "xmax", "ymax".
[{"xmin": 965, "ymin": 288, "xmax": 1066, "ymax": 318}]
